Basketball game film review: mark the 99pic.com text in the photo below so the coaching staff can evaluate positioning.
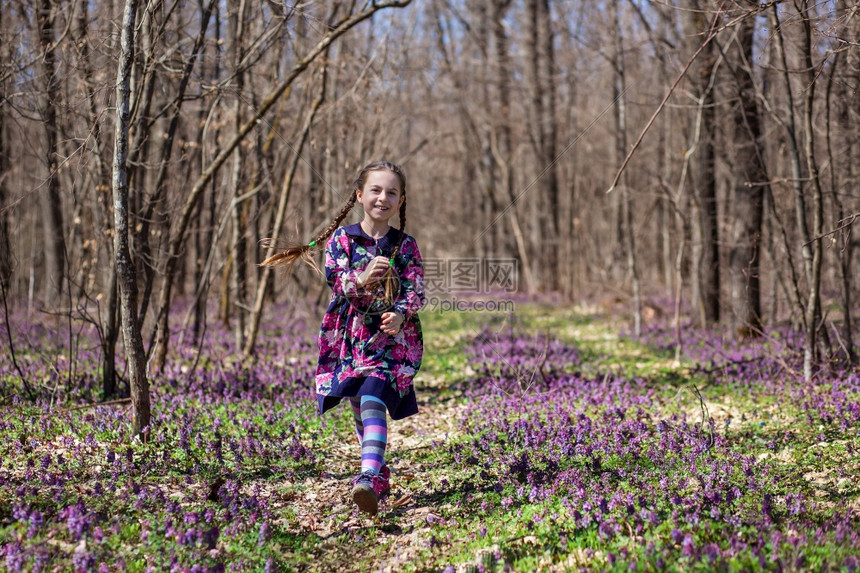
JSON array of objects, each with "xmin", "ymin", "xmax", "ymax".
[{"xmin": 424, "ymin": 296, "xmax": 516, "ymax": 313}]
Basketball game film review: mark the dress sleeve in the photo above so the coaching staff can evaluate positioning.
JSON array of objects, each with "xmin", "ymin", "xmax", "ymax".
[
  {"xmin": 392, "ymin": 236, "xmax": 426, "ymax": 320},
  {"xmin": 325, "ymin": 229, "xmax": 363, "ymax": 297}
]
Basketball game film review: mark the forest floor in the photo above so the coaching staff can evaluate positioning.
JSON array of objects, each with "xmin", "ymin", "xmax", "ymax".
[
  {"xmin": 0, "ymin": 302, "xmax": 859, "ymax": 571},
  {"xmin": 280, "ymin": 306, "xmax": 612, "ymax": 570},
  {"xmin": 279, "ymin": 306, "xmax": 635, "ymax": 572}
]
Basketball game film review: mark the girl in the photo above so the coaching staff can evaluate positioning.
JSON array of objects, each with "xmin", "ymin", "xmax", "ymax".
[{"xmin": 261, "ymin": 161, "xmax": 425, "ymax": 516}]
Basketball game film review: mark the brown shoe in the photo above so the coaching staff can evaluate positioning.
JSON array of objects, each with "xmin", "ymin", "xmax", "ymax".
[{"xmin": 351, "ymin": 470, "xmax": 386, "ymax": 515}]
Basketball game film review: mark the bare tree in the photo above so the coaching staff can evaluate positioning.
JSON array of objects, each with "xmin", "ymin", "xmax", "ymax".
[
  {"xmin": 798, "ymin": 3, "xmax": 827, "ymax": 376},
  {"xmin": 726, "ymin": 5, "xmax": 766, "ymax": 338},
  {"xmin": 611, "ymin": 0, "xmax": 641, "ymax": 336},
  {"xmin": 825, "ymin": 51, "xmax": 856, "ymax": 364},
  {"xmin": 135, "ymin": 0, "xmax": 216, "ymax": 329},
  {"xmin": 193, "ymin": 2, "xmax": 224, "ymax": 345},
  {"xmin": 0, "ymin": 4, "xmax": 11, "ymax": 290},
  {"xmin": 113, "ymin": 0, "xmax": 150, "ymax": 437},
  {"xmin": 526, "ymin": 0, "xmax": 561, "ymax": 290},
  {"xmin": 683, "ymin": 1, "xmax": 721, "ymax": 325},
  {"xmin": 771, "ymin": 3, "xmax": 825, "ymax": 381},
  {"xmin": 491, "ymin": 0, "xmax": 534, "ymax": 292},
  {"xmin": 37, "ymin": 0, "xmax": 67, "ymax": 299},
  {"xmin": 225, "ymin": 0, "xmax": 248, "ymax": 348},
  {"xmin": 825, "ymin": 0, "xmax": 858, "ymax": 364},
  {"xmin": 71, "ymin": 0, "xmax": 121, "ymax": 397},
  {"xmin": 0, "ymin": 107, "xmax": 10, "ymax": 290}
]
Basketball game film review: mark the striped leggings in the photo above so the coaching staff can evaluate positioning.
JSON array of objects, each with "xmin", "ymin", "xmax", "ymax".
[{"xmin": 349, "ymin": 396, "xmax": 388, "ymax": 475}]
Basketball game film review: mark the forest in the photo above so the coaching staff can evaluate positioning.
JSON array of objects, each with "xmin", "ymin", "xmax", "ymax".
[{"xmin": 0, "ymin": 0, "xmax": 858, "ymax": 571}]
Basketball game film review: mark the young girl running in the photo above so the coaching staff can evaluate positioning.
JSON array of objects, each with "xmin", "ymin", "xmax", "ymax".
[{"xmin": 261, "ymin": 161, "xmax": 425, "ymax": 515}]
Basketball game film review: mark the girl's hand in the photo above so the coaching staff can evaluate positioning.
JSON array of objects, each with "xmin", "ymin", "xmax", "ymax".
[
  {"xmin": 357, "ymin": 256, "xmax": 390, "ymax": 288},
  {"xmin": 380, "ymin": 311, "xmax": 404, "ymax": 335}
]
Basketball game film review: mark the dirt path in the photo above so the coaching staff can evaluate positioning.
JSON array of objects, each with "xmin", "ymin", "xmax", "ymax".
[{"xmin": 260, "ymin": 380, "xmax": 468, "ymax": 571}]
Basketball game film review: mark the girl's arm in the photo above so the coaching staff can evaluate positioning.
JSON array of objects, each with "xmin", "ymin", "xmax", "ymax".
[
  {"xmin": 392, "ymin": 236, "xmax": 426, "ymax": 320},
  {"xmin": 325, "ymin": 229, "xmax": 363, "ymax": 297}
]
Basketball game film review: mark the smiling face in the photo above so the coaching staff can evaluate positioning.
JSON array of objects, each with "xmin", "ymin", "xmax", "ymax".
[{"xmin": 356, "ymin": 169, "xmax": 405, "ymax": 229}]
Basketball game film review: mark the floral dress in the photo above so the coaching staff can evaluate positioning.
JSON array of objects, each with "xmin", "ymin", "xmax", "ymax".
[{"xmin": 315, "ymin": 223, "xmax": 426, "ymax": 420}]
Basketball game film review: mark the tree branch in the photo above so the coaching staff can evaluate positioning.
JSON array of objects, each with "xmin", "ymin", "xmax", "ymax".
[{"xmin": 608, "ymin": 2, "xmax": 779, "ymax": 193}]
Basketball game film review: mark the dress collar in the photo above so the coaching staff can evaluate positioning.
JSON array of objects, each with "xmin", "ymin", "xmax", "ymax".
[{"xmin": 343, "ymin": 222, "xmax": 400, "ymax": 242}]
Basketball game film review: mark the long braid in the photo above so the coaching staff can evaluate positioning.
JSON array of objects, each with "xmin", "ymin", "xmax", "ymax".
[
  {"xmin": 316, "ymin": 193, "xmax": 359, "ymax": 248},
  {"xmin": 259, "ymin": 193, "xmax": 358, "ymax": 268},
  {"xmin": 382, "ymin": 197, "xmax": 407, "ymax": 305},
  {"xmin": 393, "ymin": 199, "xmax": 406, "ymax": 257}
]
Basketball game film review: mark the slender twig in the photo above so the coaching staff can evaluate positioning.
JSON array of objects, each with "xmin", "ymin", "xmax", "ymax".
[
  {"xmin": 62, "ymin": 397, "xmax": 132, "ymax": 413},
  {"xmin": 691, "ymin": 384, "xmax": 714, "ymax": 451},
  {"xmin": 187, "ymin": 312, "xmax": 209, "ymax": 379},
  {"xmin": 803, "ymin": 212, "xmax": 859, "ymax": 247},
  {"xmin": 64, "ymin": 241, "xmax": 74, "ymax": 392},
  {"xmin": 829, "ymin": 321, "xmax": 850, "ymax": 364},
  {"xmin": 0, "ymin": 279, "xmax": 35, "ymax": 400}
]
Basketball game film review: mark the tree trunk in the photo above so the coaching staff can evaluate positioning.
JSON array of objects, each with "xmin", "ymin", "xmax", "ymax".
[
  {"xmin": 127, "ymin": 3, "xmax": 158, "ymax": 191},
  {"xmin": 194, "ymin": 3, "xmax": 223, "ymax": 345},
  {"xmin": 103, "ymin": 269, "xmax": 120, "ymax": 397},
  {"xmin": 492, "ymin": 0, "xmax": 534, "ymax": 293},
  {"xmin": 727, "ymin": 9, "xmax": 766, "ymax": 338},
  {"xmin": 827, "ymin": 0, "xmax": 857, "ymax": 365},
  {"xmin": 476, "ymin": 1, "xmax": 498, "ymax": 262},
  {"xmin": 565, "ymin": 66, "xmax": 578, "ymax": 300},
  {"xmin": 540, "ymin": 0, "xmax": 560, "ymax": 291},
  {"xmin": 772, "ymin": 5, "xmax": 818, "ymax": 381},
  {"xmin": 685, "ymin": 1, "xmax": 720, "ymax": 325},
  {"xmin": 74, "ymin": 0, "xmax": 120, "ymax": 397},
  {"xmin": 127, "ymin": 5, "xmax": 156, "ymax": 299},
  {"xmin": 612, "ymin": 0, "xmax": 641, "ymax": 336},
  {"xmin": 799, "ymin": 5, "xmax": 825, "ymax": 378},
  {"xmin": 0, "ymin": 22, "xmax": 11, "ymax": 290},
  {"xmin": 825, "ymin": 55, "xmax": 856, "ymax": 365},
  {"xmin": 229, "ymin": 0, "xmax": 249, "ymax": 351},
  {"xmin": 0, "ymin": 134, "xmax": 9, "ymax": 290},
  {"xmin": 673, "ymin": 197, "xmax": 689, "ymax": 364},
  {"xmin": 38, "ymin": 0, "xmax": 67, "ymax": 300},
  {"xmin": 113, "ymin": 0, "xmax": 150, "ymax": 438},
  {"xmin": 659, "ymin": 9, "xmax": 676, "ymax": 294},
  {"xmin": 526, "ymin": 0, "xmax": 560, "ymax": 290}
]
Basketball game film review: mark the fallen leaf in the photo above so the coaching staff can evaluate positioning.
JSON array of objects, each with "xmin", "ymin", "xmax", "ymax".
[{"xmin": 390, "ymin": 494, "xmax": 411, "ymax": 508}]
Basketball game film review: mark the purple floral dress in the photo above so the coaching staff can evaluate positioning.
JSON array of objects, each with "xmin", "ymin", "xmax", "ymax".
[{"xmin": 315, "ymin": 223, "xmax": 426, "ymax": 420}]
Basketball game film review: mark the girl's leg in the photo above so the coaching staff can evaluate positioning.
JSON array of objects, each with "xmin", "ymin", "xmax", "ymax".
[
  {"xmin": 359, "ymin": 395, "xmax": 387, "ymax": 475},
  {"xmin": 348, "ymin": 397, "xmax": 363, "ymax": 445}
]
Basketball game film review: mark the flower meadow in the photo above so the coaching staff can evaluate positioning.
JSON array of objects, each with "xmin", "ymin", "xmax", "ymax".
[
  {"xmin": 434, "ymin": 314, "xmax": 860, "ymax": 571},
  {"xmin": 0, "ymin": 305, "xmax": 329, "ymax": 571},
  {"xmin": 0, "ymin": 302, "xmax": 858, "ymax": 571}
]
